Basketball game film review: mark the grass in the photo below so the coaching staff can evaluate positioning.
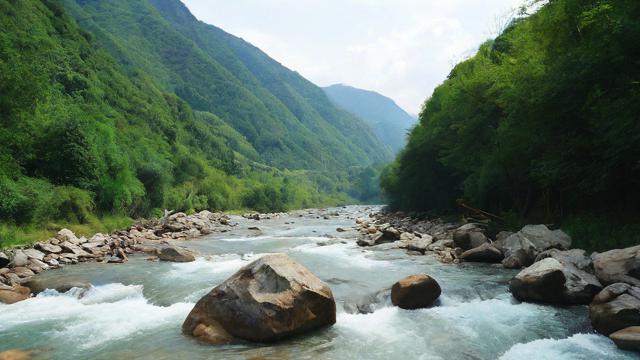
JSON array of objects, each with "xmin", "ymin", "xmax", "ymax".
[{"xmin": 0, "ymin": 215, "xmax": 134, "ymax": 250}]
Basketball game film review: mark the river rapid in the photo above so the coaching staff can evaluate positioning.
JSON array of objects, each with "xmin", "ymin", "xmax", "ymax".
[{"xmin": 0, "ymin": 206, "xmax": 637, "ymax": 360}]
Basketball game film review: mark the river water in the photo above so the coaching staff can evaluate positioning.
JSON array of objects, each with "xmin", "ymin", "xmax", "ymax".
[{"xmin": 0, "ymin": 206, "xmax": 637, "ymax": 360}]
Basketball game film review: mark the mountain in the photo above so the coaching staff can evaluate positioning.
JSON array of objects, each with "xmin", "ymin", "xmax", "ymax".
[
  {"xmin": 59, "ymin": 0, "xmax": 391, "ymax": 171},
  {"xmin": 381, "ymin": 0, "xmax": 640, "ymax": 251},
  {"xmin": 0, "ymin": 0, "xmax": 390, "ymax": 245},
  {"xmin": 324, "ymin": 84, "xmax": 416, "ymax": 154}
]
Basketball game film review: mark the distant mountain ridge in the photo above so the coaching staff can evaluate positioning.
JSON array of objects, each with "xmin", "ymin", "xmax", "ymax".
[
  {"xmin": 60, "ymin": 0, "xmax": 392, "ymax": 170},
  {"xmin": 323, "ymin": 84, "xmax": 416, "ymax": 154}
]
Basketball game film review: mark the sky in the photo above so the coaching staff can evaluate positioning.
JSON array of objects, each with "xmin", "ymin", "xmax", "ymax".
[{"xmin": 181, "ymin": 0, "xmax": 525, "ymax": 115}]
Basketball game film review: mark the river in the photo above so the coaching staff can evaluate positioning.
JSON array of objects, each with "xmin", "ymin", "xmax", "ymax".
[{"xmin": 0, "ymin": 206, "xmax": 637, "ymax": 359}]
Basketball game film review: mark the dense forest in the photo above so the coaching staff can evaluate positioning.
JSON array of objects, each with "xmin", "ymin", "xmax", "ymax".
[
  {"xmin": 0, "ymin": 0, "xmax": 388, "ymax": 246},
  {"xmin": 382, "ymin": 0, "xmax": 640, "ymax": 250}
]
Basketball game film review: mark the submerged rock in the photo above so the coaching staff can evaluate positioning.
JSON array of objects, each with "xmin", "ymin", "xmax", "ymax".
[
  {"xmin": 590, "ymin": 283, "xmax": 640, "ymax": 335},
  {"xmin": 610, "ymin": 327, "xmax": 640, "ymax": 352},
  {"xmin": 183, "ymin": 253, "xmax": 336, "ymax": 344},
  {"xmin": 158, "ymin": 246, "xmax": 195, "ymax": 263},
  {"xmin": 23, "ymin": 278, "xmax": 91, "ymax": 295},
  {"xmin": 391, "ymin": 274, "xmax": 441, "ymax": 310},
  {"xmin": 510, "ymin": 256, "xmax": 602, "ymax": 304},
  {"xmin": 0, "ymin": 350, "xmax": 31, "ymax": 360},
  {"xmin": 592, "ymin": 245, "xmax": 640, "ymax": 287}
]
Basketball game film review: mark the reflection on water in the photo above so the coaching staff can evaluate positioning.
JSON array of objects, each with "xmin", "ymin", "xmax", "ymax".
[{"xmin": 0, "ymin": 206, "xmax": 637, "ymax": 360}]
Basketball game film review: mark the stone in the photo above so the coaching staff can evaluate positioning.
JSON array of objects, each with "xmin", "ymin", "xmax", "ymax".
[
  {"xmin": 10, "ymin": 250, "xmax": 29, "ymax": 267},
  {"xmin": 510, "ymin": 257, "xmax": 602, "ymax": 305},
  {"xmin": 391, "ymin": 274, "xmax": 441, "ymax": 310},
  {"xmin": 427, "ymin": 239, "xmax": 455, "ymax": 252},
  {"xmin": 158, "ymin": 246, "xmax": 195, "ymax": 263},
  {"xmin": 0, "ymin": 252, "xmax": 9, "ymax": 268},
  {"xmin": 23, "ymin": 278, "xmax": 91, "ymax": 294},
  {"xmin": 60, "ymin": 242, "xmax": 93, "ymax": 258},
  {"xmin": 183, "ymin": 253, "xmax": 335, "ymax": 344},
  {"xmin": 381, "ymin": 227, "xmax": 401, "ymax": 241},
  {"xmin": 590, "ymin": 283, "xmax": 640, "ymax": 335},
  {"xmin": 0, "ymin": 350, "xmax": 31, "ymax": 360},
  {"xmin": 0, "ymin": 285, "xmax": 31, "ymax": 304},
  {"xmin": 56, "ymin": 229, "xmax": 80, "ymax": 244},
  {"xmin": 460, "ymin": 243, "xmax": 504, "ymax": 263},
  {"xmin": 535, "ymin": 248, "xmax": 593, "ymax": 271},
  {"xmin": 400, "ymin": 234, "xmax": 434, "ymax": 254},
  {"xmin": 12, "ymin": 267, "xmax": 35, "ymax": 279},
  {"xmin": 496, "ymin": 225, "xmax": 572, "ymax": 269},
  {"xmin": 22, "ymin": 249, "xmax": 45, "ymax": 261},
  {"xmin": 453, "ymin": 224, "xmax": 487, "ymax": 250},
  {"xmin": 592, "ymin": 245, "xmax": 640, "ymax": 286},
  {"xmin": 610, "ymin": 327, "xmax": 640, "ymax": 352},
  {"xmin": 35, "ymin": 242, "xmax": 62, "ymax": 254}
]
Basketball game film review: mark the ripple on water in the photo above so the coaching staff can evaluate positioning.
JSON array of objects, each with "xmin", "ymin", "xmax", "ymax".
[{"xmin": 292, "ymin": 242, "xmax": 390, "ymax": 269}]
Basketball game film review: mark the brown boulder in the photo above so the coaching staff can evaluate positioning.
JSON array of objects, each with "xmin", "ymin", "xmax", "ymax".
[
  {"xmin": 183, "ymin": 253, "xmax": 335, "ymax": 344},
  {"xmin": 610, "ymin": 327, "xmax": 640, "ymax": 352},
  {"xmin": 592, "ymin": 245, "xmax": 640, "ymax": 286},
  {"xmin": 0, "ymin": 285, "xmax": 31, "ymax": 304},
  {"xmin": 391, "ymin": 274, "xmax": 441, "ymax": 310},
  {"xmin": 0, "ymin": 350, "xmax": 31, "ymax": 360}
]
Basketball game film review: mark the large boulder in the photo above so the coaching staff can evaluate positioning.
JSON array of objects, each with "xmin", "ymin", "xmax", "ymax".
[
  {"xmin": 183, "ymin": 254, "xmax": 336, "ymax": 344},
  {"xmin": 453, "ymin": 224, "xmax": 488, "ymax": 250},
  {"xmin": 590, "ymin": 283, "xmax": 640, "ymax": 335},
  {"xmin": 610, "ymin": 327, "xmax": 640, "ymax": 352},
  {"xmin": 56, "ymin": 229, "xmax": 80, "ymax": 244},
  {"xmin": 460, "ymin": 243, "xmax": 504, "ymax": 263},
  {"xmin": 496, "ymin": 225, "xmax": 571, "ymax": 269},
  {"xmin": 10, "ymin": 250, "xmax": 29, "ymax": 267},
  {"xmin": 510, "ymin": 256, "xmax": 602, "ymax": 304},
  {"xmin": 391, "ymin": 274, "xmax": 441, "ymax": 309},
  {"xmin": 158, "ymin": 246, "xmax": 195, "ymax": 263},
  {"xmin": 0, "ymin": 285, "xmax": 31, "ymax": 304},
  {"xmin": 592, "ymin": 245, "xmax": 640, "ymax": 287}
]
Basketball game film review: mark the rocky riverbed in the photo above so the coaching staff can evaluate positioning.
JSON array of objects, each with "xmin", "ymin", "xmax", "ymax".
[{"xmin": 0, "ymin": 206, "xmax": 638, "ymax": 359}]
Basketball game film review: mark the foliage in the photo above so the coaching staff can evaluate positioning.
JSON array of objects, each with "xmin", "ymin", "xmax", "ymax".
[{"xmin": 382, "ymin": 0, "xmax": 640, "ymax": 250}]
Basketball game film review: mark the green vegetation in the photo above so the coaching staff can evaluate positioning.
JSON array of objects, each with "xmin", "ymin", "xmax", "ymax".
[
  {"xmin": 382, "ymin": 0, "xmax": 640, "ymax": 251},
  {"xmin": 0, "ymin": 0, "xmax": 387, "ymax": 248}
]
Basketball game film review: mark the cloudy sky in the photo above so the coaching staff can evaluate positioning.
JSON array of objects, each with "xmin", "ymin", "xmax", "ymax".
[{"xmin": 181, "ymin": 0, "xmax": 524, "ymax": 114}]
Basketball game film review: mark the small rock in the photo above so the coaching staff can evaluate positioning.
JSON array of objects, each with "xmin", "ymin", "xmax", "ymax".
[
  {"xmin": 610, "ymin": 326, "xmax": 640, "ymax": 352},
  {"xmin": 10, "ymin": 251, "xmax": 29, "ymax": 267},
  {"xmin": 460, "ymin": 243, "xmax": 504, "ymax": 263},
  {"xmin": 248, "ymin": 227, "xmax": 260, "ymax": 231},
  {"xmin": 22, "ymin": 249, "xmax": 45, "ymax": 261},
  {"xmin": 158, "ymin": 246, "xmax": 195, "ymax": 263},
  {"xmin": 23, "ymin": 278, "xmax": 91, "ymax": 294},
  {"xmin": 391, "ymin": 274, "xmax": 441, "ymax": 310},
  {"xmin": 12, "ymin": 267, "xmax": 35, "ymax": 279},
  {"xmin": 336, "ymin": 228, "xmax": 347, "ymax": 232},
  {"xmin": 56, "ymin": 229, "xmax": 80, "ymax": 244},
  {"xmin": 35, "ymin": 243, "xmax": 62, "ymax": 254}
]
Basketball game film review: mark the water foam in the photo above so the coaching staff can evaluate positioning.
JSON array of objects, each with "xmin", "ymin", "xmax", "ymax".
[
  {"xmin": 498, "ymin": 333, "xmax": 636, "ymax": 359},
  {"xmin": 292, "ymin": 242, "xmax": 390, "ymax": 268},
  {"xmin": 0, "ymin": 283, "xmax": 192, "ymax": 350},
  {"xmin": 167, "ymin": 253, "xmax": 268, "ymax": 278}
]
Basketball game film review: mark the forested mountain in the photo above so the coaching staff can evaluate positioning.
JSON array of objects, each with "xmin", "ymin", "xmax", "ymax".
[
  {"xmin": 324, "ymin": 84, "xmax": 416, "ymax": 154},
  {"xmin": 382, "ymin": 0, "xmax": 640, "ymax": 250},
  {"xmin": 0, "ymin": 0, "xmax": 389, "ymax": 245},
  {"xmin": 60, "ymin": 0, "xmax": 391, "ymax": 171}
]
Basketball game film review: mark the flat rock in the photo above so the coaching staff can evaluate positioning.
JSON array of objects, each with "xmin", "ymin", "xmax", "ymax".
[
  {"xmin": 391, "ymin": 274, "xmax": 441, "ymax": 309},
  {"xmin": 183, "ymin": 253, "xmax": 335, "ymax": 344},
  {"xmin": 0, "ymin": 285, "xmax": 31, "ymax": 304},
  {"xmin": 461, "ymin": 243, "xmax": 504, "ymax": 263},
  {"xmin": 35, "ymin": 242, "xmax": 62, "ymax": 254},
  {"xmin": 0, "ymin": 350, "xmax": 31, "ymax": 360},
  {"xmin": 399, "ymin": 234, "xmax": 434, "ymax": 254},
  {"xmin": 158, "ymin": 246, "xmax": 195, "ymax": 263},
  {"xmin": 610, "ymin": 326, "xmax": 640, "ymax": 352},
  {"xmin": 12, "ymin": 267, "xmax": 35, "ymax": 279},
  {"xmin": 22, "ymin": 249, "xmax": 45, "ymax": 261}
]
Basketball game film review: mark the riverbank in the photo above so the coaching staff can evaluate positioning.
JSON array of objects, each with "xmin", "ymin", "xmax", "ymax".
[{"xmin": 353, "ymin": 210, "xmax": 640, "ymax": 352}]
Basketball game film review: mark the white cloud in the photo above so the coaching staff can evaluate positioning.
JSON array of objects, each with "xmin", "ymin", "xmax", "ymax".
[{"xmin": 181, "ymin": 0, "xmax": 524, "ymax": 114}]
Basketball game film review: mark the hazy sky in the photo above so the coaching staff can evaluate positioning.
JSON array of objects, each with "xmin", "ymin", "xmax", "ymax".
[{"xmin": 181, "ymin": 0, "xmax": 524, "ymax": 114}]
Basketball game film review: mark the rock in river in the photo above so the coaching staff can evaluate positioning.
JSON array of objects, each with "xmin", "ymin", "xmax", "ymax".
[
  {"xmin": 592, "ymin": 245, "xmax": 640, "ymax": 286},
  {"xmin": 391, "ymin": 274, "xmax": 441, "ymax": 309},
  {"xmin": 590, "ymin": 283, "xmax": 640, "ymax": 335},
  {"xmin": 183, "ymin": 253, "xmax": 336, "ymax": 344},
  {"xmin": 0, "ymin": 285, "xmax": 31, "ymax": 304},
  {"xmin": 496, "ymin": 225, "xmax": 572, "ymax": 269},
  {"xmin": 510, "ymin": 256, "xmax": 602, "ymax": 305},
  {"xmin": 610, "ymin": 326, "xmax": 640, "ymax": 352},
  {"xmin": 460, "ymin": 243, "xmax": 504, "ymax": 263},
  {"xmin": 158, "ymin": 246, "xmax": 195, "ymax": 263}
]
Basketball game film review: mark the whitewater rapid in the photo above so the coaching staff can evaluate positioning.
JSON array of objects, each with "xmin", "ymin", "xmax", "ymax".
[{"xmin": 0, "ymin": 206, "xmax": 637, "ymax": 359}]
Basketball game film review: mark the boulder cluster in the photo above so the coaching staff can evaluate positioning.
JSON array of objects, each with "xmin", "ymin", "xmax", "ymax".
[
  {"xmin": 355, "ymin": 211, "xmax": 640, "ymax": 352},
  {"xmin": 0, "ymin": 211, "xmax": 231, "ymax": 303}
]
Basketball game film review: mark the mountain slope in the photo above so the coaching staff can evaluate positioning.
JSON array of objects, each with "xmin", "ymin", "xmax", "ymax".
[
  {"xmin": 324, "ymin": 84, "xmax": 416, "ymax": 154},
  {"xmin": 60, "ymin": 0, "xmax": 392, "ymax": 170}
]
